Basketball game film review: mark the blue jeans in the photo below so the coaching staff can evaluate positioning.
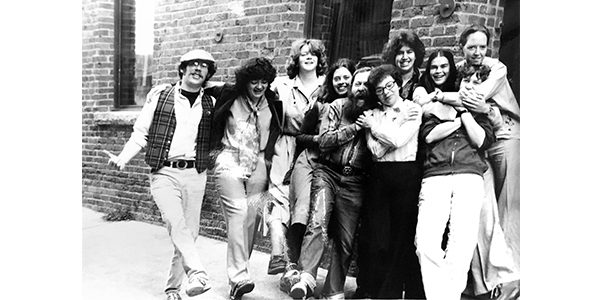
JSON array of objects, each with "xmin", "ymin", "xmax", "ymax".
[{"xmin": 297, "ymin": 164, "xmax": 367, "ymax": 297}]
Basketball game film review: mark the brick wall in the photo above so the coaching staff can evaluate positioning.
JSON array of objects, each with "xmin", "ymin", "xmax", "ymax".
[
  {"xmin": 153, "ymin": 0, "xmax": 306, "ymax": 83},
  {"xmin": 391, "ymin": 0, "xmax": 505, "ymax": 67},
  {"xmin": 82, "ymin": 0, "xmax": 308, "ymax": 252},
  {"xmin": 82, "ymin": 0, "xmax": 508, "ymax": 253}
]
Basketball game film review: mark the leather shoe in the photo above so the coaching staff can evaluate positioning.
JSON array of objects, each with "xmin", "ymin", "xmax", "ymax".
[
  {"xmin": 268, "ymin": 254, "xmax": 287, "ymax": 275},
  {"xmin": 230, "ymin": 279, "xmax": 255, "ymax": 300}
]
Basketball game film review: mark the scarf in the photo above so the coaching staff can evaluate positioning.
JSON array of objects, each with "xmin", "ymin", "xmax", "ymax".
[{"xmin": 237, "ymin": 94, "xmax": 264, "ymax": 176}]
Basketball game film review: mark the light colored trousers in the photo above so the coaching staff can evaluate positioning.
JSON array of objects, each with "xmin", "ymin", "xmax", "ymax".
[
  {"xmin": 467, "ymin": 159, "xmax": 519, "ymax": 295},
  {"xmin": 150, "ymin": 166, "xmax": 209, "ymax": 294},
  {"xmin": 267, "ymin": 135, "xmax": 294, "ymax": 226},
  {"xmin": 415, "ymin": 173, "xmax": 484, "ymax": 300},
  {"xmin": 487, "ymin": 138, "xmax": 520, "ymax": 271},
  {"xmin": 215, "ymin": 151, "xmax": 268, "ymax": 288}
]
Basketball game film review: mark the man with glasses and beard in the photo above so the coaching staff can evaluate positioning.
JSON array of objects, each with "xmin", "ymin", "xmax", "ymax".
[
  {"xmin": 288, "ymin": 67, "xmax": 375, "ymax": 300},
  {"xmin": 105, "ymin": 49, "xmax": 217, "ymax": 300}
]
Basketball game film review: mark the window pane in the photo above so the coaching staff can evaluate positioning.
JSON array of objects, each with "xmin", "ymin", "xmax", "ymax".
[
  {"xmin": 307, "ymin": 0, "xmax": 393, "ymax": 65},
  {"xmin": 117, "ymin": 0, "xmax": 155, "ymax": 107}
]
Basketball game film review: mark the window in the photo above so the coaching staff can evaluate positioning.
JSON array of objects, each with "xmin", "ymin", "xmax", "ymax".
[
  {"xmin": 305, "ymin": 0, "xmax": 394, "ymax": 65},
  {"xmin": 114, "ymin": 0, "xmax": 155, "ymax": 108}
]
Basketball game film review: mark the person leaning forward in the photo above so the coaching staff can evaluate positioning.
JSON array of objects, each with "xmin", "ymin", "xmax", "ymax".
[
  {"xmin": 288, "ymin": 67, "xmax": 376, "ymax": 300},
  {"xmin": 106, "ymin": 49, "xmax": 217, "ymax": 300}
]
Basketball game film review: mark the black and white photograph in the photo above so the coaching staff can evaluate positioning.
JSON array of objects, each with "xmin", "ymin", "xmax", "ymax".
[{"xmin": 77, "ymin": 0, "xmax": 527, "ymax": 299}]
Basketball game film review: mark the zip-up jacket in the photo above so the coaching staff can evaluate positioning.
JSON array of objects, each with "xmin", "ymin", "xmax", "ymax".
[{"xmin": 420, "ymin": 113, "xmax": 495, "ymax": 179}]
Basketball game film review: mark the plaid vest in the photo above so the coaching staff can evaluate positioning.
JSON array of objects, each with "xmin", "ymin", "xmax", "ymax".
[{"xmin": 145, "ymin": 85, "xmax": 214, "ymax": 173}]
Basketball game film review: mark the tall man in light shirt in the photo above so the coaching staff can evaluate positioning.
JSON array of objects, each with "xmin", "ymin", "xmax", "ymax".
[
  {"xmin": 354, "ymin": 64, "xmax": 425, "ymax": 299},
  {"xmin": 289, "ymin": 67, "xmax": 375, "ymax": 300},
  {"xmin": 106, "ymin": 49, "xmax": 217, "ymax": 300}
]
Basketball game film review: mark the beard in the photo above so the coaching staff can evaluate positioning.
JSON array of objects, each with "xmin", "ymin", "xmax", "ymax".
[{"xmin": 347, "ymin": 89, "xmax": 369, "ymax": 121}]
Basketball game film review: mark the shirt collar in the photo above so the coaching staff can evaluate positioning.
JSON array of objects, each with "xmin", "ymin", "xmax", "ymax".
[
  {"xmin": 175, "ymin": 81, "xmax": 204, "ymax": 99},
  {"xmin": 381, "ymin": 98, "xmax": 407, "ymax": 112}
]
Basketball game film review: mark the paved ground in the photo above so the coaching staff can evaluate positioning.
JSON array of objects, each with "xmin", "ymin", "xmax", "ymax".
[{"xmin": 82, "ymin": 207, "xmax": 357, "ymax": 300}]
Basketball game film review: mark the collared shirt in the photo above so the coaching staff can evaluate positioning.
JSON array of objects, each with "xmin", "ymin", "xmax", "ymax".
[
  {"xmin": 400, "ymin": 70, "xmax": 420, "ymax": 100},
  {"xmin": 129, "ymin": 82, "xmax": 215, "ymax": 160},
  {"xmin": 366, "ymin": 99, "xmax": 422, "ymax": 162},
  {"xmin": 271, "ymin": 76, "xmax": 325, "ymax": 136},
  {"xmin": 319, "ymin": 97, "xmax": 370, "ymax": 170}
]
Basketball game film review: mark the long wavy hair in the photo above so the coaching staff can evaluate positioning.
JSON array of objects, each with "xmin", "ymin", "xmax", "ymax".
[
  {"xmin": 285, "ymin": 39, "xmax": 328, "ymax": 79},
  {"xmin": 419, "ymin": 50, "xmax": 458, "ymax": 93},
  {"xmin": 316, "ymin": 58, "xmax": 356, "ymax": 104},
  {"xmin": 381, "ymin": 30, "xmax": 426, "ymax": 72}
]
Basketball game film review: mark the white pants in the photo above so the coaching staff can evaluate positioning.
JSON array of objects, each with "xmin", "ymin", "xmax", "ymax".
[
  {"xmin": 415, "ymin": 173, "xmax": 484, "ymax": 300},
  {"xmin": 150, "ymin": 167, "xmax": 208, "ymax": 293},
  {"xmin": 215, "ymin": 151, "xmax": 268, "ymax": 288}
]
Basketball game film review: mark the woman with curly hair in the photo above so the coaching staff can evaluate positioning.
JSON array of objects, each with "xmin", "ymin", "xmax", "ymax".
[
  {"xmin": 354, "ymin": 64, "xmax": 425, "ymax": 299},
  {"xmin": 381, "ymin": 30, "xmax": 426, "ymax": 100},
  {"xmin": 208, "ymin": 57, "xmax": 283, "ymax": 300},
  {"xmin": 265, "ymin": 39, "xmax": 328, "ymax": 278}
]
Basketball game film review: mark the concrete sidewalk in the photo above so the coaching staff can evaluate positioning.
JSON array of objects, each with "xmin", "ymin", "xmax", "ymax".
[{"xmin": 82, "ymin": 207, "xmax": 357, "ymax": 300}]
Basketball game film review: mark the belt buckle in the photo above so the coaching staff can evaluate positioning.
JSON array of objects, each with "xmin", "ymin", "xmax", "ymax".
[
  {"xmin": 342, "ymin": 166, "xmax": 352, "ymax": 176},
  {"xmin": 175, "ymin": 160, "xmax": 188, "ymax": 170}
]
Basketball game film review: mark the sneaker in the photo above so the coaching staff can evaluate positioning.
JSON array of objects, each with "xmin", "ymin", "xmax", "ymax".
[
  {"xmin": 166, "ymin": 291, "xmax": 182, "ymax": 300},
  {"xmin": 230, "ymin": 279, "xmax": 255, "ymax": 300},
  {"xmin": 289, "ymin": 280, "xmax": 312, "ymax": 299},
  {"xmin": 268, "ymin": 254, "xmax": 287, "ymax": 275},
  {"xmin": 185, "ymin": 276, "xmax": 211, "ymax": 297}
]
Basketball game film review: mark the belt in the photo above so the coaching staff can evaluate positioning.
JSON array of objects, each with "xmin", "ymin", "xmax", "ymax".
[
  {"xmin": 163, "ymin": 160, "xmax": 196, "ymax": 170},
  {"xmin": 321, "ymin": 159, "xmax": 366, "ymax": 176}
]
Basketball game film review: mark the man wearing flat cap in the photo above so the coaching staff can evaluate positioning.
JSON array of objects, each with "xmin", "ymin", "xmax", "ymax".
[{"xmin": 106, "ymin": 49, "xmax": 217, "ymax": 300}]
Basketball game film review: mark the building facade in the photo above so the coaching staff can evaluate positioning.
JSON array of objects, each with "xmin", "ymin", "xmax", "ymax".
[{"xmin": 82, "ymin": 0, "xmax": 519, "ymax": 248}]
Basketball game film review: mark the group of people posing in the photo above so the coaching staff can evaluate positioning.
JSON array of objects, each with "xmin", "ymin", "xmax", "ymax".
[{"xmin": 107, "ymin": 23, "xmax": 520, "ymax": 300}]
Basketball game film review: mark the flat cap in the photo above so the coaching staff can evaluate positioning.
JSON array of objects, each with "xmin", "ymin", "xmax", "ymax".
[{"xmin": 180, "ymin": 49, "xmax": 215, "ymax": 63}]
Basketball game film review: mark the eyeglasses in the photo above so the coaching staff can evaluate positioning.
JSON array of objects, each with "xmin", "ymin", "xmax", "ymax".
[
  {"xmin": 375, "ymin": 81, "xmax": 396, "ymax": 96},
  {"xmin": 188, "ymin": 60, "xmax": 209, "ymax": 69}
]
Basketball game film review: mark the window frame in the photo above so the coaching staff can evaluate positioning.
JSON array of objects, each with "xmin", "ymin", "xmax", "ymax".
[
  {"xmin": 113, "ymin": 0, "xmax": 154, "ymax": 109},
  {"xmin": 113, "ymin": 0, "xmax": 127, "ymax": 109}
]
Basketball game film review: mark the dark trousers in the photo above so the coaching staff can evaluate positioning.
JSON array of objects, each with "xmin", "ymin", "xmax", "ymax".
[
  {"xmin": 356, "ymin": 161, "xmax": 425, "ymax": 299},
  {"xmin": 286, "ymin": 223, "xmax": 306, "ymax": 264},
  {"xmin": 296, "ymin": 164, "xmax": 367, "ymax": 296}
]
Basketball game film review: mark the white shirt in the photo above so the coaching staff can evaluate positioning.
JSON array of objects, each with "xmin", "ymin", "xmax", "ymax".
[
  {"xmin": 366, "ymin": 100, "xmax": 422, "ymax": 162},
  {"xmin": 127, "ymin": 82, "xmax": 215, "ymax": 160}
]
